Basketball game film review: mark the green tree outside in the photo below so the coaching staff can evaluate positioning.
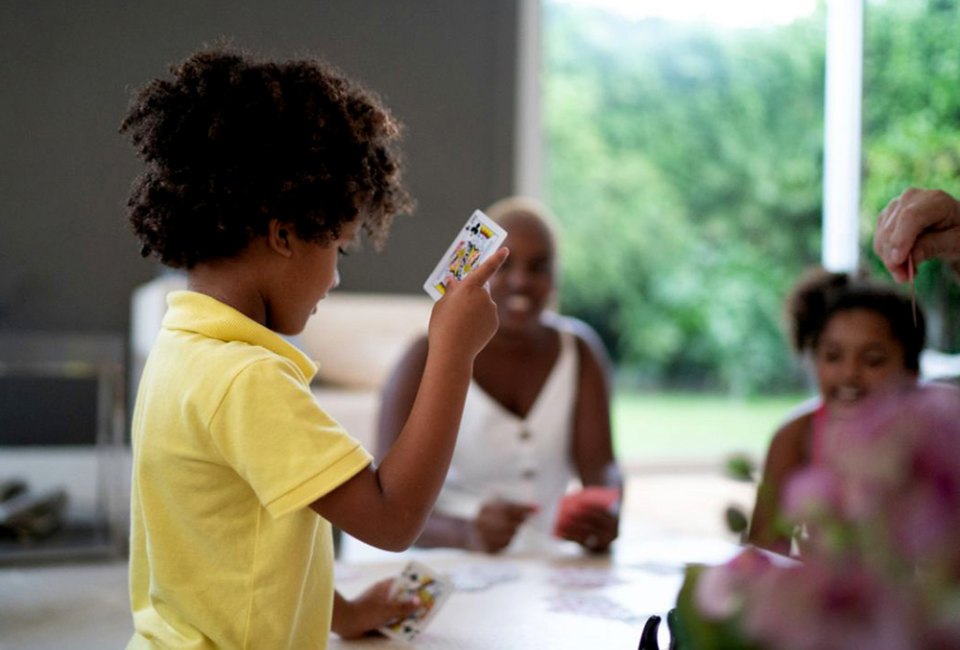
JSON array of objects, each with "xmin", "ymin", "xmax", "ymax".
[{"xmin": 544, "ymin": 0, "xmax": 960, "ymax": 398}]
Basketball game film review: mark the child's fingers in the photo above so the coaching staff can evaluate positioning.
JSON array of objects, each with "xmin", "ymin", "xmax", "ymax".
[
  {"xmin": 367, "ymin": 577, "xmax": 395, "ymax": 596},
  {"xmin": 390, "ymin": 597, "xmax": 422, "ymax": 620},
  {"xmin": 461, "ymin": 247, "xmax": 509, "ymax": 288},
  {"xmin": 365, "ymin": 578, "xmax": 421, "ymax": 629},
  {"xmin": 376, "ymin": 600, "xmax": 422, "ymax": 634}
]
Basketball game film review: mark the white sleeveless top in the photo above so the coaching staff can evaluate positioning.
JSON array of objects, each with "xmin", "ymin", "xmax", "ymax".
[{"xmin": 434, "ymin": 323, "xmax": 579, "ymax": 553}]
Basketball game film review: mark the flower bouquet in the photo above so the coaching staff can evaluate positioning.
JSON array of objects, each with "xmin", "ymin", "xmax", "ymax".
[{"xmin": 672, "ymin": 385, "xmax": 960, "ymax": 650}]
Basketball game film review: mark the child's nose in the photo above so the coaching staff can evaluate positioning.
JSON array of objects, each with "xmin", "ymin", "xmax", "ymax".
[{"xmin": 839, "ymin": 358, "xmax": 863, "ymax": 382}]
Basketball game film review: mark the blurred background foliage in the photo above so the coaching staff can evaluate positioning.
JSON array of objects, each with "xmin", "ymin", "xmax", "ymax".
[{"xmin": 544, "ymin": 0, "xmax": 960, "ymax": 397}]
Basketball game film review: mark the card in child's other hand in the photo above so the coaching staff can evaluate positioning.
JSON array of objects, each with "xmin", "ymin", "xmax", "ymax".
[
  {"xmin": 423, "ymin": 210, "xmax": 507, "ymax": 301},
  {"xmin": 378, "ymin": 560, "xmax": 454, "ymax": 642}
]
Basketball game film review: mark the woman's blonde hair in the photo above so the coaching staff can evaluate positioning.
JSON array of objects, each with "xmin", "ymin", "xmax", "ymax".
[
  {"xmin": 483, "ymin": 196, "xmax": 563, "ymax": 308},
  {"xmin": 484, "ymin": 196, "xmax": 560, "ymax": 244}
]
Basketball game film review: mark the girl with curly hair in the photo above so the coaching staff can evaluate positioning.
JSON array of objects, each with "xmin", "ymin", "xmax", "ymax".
[
  {"xmin": 121, "ymin": 46, "xmax": 508, "ymax": 648},
  {"xmin": 747, "ymin": 268, "xmax": 926, "ymax": 555}
]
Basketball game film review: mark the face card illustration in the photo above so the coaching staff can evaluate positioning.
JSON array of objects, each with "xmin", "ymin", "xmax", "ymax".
[
  {"xmin": 423, "ymin": 210, "xmax": 508, "ymax": 301},
  {"xmin": 378, "ymin": 560, "xmax": 454, "ymax": 642}
]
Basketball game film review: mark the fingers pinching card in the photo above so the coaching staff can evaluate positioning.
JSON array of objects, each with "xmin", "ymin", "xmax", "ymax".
[
  {"xmin": 423, "ymin": 210, "xmax": 507, "ymax": 301},
  {"xmin": 378, "ymin": 560, "xmax": 454, "ymax": 642}
]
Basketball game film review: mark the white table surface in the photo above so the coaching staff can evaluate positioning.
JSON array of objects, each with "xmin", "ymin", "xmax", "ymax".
[{"xmin": 330, "ymin": 534, "xmax": 741, "ymax": 649}]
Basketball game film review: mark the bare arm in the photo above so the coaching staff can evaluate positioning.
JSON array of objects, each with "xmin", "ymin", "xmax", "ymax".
[
  {"xmin": 399, "ymin": 505, "xmax": 535, "ymax": 554},
  {"xmin": 331, "ymin": 585, "xmax": 418, "ymax": 640},
  {"xmin": 376, "ymin": 337, "xmax": 429, "ymax": 464},
  {"xmin": 376, "ymin": 337, "xmax": 536, "ymax": 552},
  {"xmin": 375, "ymin": 338, "xmax": 473, "ymax": 549},
  {"xmin": 375, "ymin": 337, "xmax": 472, "ymax": 548},
  {"xmin": 569, "ymin": 321, "xmax": 620, "ymax": 489},
  {"xmin": 747, "ymin": 415, "xmax": 810, "ymax": 555},
  {"xmin": 562, "ymin": 320, "xmax": 621, "ymax": 552},
  {"xmin": 310, "ymin": 249, "xmax": 509, "ymax": 551}
]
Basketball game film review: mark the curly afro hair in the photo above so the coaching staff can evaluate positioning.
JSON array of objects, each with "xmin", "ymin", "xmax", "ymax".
[
  {"xmin": 785, "ymin": 267, "xmax": 925, "ymax": 371},
  {"xmin": 120, "ymin": 47, "xmax": 414, "ymax": 269}
]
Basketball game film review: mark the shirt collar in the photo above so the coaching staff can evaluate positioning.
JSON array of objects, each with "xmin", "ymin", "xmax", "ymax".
[{"xmin": 162, "ymin": 290, "xmax": 318, "ymax": 381}]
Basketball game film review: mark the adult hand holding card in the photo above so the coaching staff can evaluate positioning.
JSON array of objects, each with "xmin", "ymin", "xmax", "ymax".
[
  {"xmin": 553, "ymin": 486, "xmax": 621, "ymax": 551},
  {"xmin": 423, "ymin": 210, "xmax": 508, "ymax": 300}
]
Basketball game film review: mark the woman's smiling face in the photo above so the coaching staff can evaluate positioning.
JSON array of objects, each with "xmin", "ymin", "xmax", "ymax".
[
  {"xmin": 813, "ymin": 307, "xmax": 917, "ymax": 417},
  {"xmin": 488, "ymin": 213, "xmax": 556, "ymax": 333}
]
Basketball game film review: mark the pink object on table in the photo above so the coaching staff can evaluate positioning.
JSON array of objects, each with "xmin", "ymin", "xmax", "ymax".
[{"xmin": 552, "ymin": 486, "xmax": 621, "ymax": 537}]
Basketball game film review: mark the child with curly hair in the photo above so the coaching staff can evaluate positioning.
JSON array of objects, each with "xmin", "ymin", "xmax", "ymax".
[
  {"xmin": 747, "ymin": 268, "xmax": 926, "ymax": 555},
  {"xmin": 121, "ymin": 47, "xmax": 508, "ymax": 649}
]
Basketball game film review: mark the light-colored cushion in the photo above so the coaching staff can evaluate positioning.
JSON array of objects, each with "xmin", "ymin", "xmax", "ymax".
[
  {"xmin": 310, "ymin": 386, "xmax": 381, "ymax": 451},
  {"xmin": 131, "ymin": 274, "xmax": 432, "ymax": 394},
  {"xmin": 130, "ymin": 273, "xmax": 189, "ymax": 398},
  {"xmin": 299, "ymin": 292, "xmax": 432, "ymax": 390}
]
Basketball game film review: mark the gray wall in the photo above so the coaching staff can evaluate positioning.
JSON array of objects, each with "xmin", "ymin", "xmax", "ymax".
[{"xmin": 0, "ymin": 1, "xmax": 520, "ymax": 337}]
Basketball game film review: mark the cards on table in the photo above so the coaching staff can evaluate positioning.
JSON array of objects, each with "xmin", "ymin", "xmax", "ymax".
[
  {"xmin": 552, "ymin": 486, "xmax": 622, "ymax": 538},
  {"xmin": 423, "ymin": 210, "xmax": 507, "ymax": 301},
  {"xmin": 447, "ymin": 562, "xmax": 522, "ymax": 592},
  {"xmin": 378, "ymin": 560, "xmax": 454, "ymax": 643}
]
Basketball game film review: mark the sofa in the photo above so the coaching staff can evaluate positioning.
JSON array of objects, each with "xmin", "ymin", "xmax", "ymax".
[{"xmin": 130, "ymin": 274, "xmax": 433, "ymax": 452}]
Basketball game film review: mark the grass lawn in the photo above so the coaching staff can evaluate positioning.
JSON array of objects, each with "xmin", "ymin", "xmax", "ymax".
[{"xmin": 612, "ymin": 390, "xmax": 810, "ymax": 463}]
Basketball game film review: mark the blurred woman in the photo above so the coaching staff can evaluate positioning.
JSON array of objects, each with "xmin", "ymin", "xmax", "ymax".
[{"xmin": 378, "ymin": 197, "xmax": 622, "ymax": 554}]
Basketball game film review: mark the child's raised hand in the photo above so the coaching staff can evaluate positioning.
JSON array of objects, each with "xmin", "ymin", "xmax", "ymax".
[
  {"xmin": 331, "ymin": 578, "xmax": 420, "ymax": 640},
  {"xmin": 428, "ymin": 247, "xmax": 509, "ymax": 360}
]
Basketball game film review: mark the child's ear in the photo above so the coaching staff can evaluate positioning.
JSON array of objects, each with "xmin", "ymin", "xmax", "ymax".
[{"xmin": 267, "ymin": 219, "xmax": 294, "ymax": 258}]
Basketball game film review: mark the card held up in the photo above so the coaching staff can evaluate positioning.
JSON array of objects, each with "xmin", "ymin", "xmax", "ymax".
[{"xmin": 423, "ymin": 210, "xmax": 507, "ymax": 301}]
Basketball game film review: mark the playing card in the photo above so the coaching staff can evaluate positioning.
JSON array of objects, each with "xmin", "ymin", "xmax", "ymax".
[
  {"xmin": 545, "ymin": 592, "xmax": 643, "ymax": 624},
  {"xmin": 422, "ymin": 210, "xmax": 508, "ymax": 301},
  {"xmin": 378, "ymin": 560, "xmax": 454, "ymax": 642},
  {"xmin": 547, "ymin": 566, "xmax": 626, "ymax": 589},
  {"xmin": 552, "ymin": 486, "xmax": 621, "ymax": 538}
]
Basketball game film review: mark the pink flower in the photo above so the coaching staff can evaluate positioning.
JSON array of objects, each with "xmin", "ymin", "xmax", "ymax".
[
  {"xmin": 782, "ymin": 466, "xmax": 843, "ymax": 523},
  {"xmin": 694, "ymin": 547, "xmax": 773, "ymax": 620},
  {"xmin": 690, "ymin": 385, "xmax": 960, "ymax": 649},
  {"xmin": 741, "ymin": 562, "xmax": 918, "ymax": 650},
  {"xmin": 889, "ymin": 482, "xmax": 957, "ymax": 567},
  {"xmin": 833, "ymin": 386, "xmax": 960, "ymax": 570}
]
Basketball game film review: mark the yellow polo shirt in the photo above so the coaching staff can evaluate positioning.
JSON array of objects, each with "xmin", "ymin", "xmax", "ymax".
[{"xmin": 127, "ymin": 291, "xmax": 371, "ymax": 649}]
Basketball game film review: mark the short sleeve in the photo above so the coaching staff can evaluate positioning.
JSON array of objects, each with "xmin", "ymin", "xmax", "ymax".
[{"xmin": 210, "ymin": 357, "xmax": 372, "ymax": 518}]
